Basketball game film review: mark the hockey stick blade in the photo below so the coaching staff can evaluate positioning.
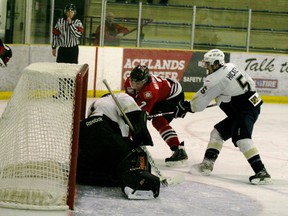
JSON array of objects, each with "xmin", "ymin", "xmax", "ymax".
[
  {"xmin": 160, "ymin": 175, "xmax": 185, "ymax": 186},
  {"xmin": 160, "ymin": 178, "xmax": 169, "ymax": 186}
]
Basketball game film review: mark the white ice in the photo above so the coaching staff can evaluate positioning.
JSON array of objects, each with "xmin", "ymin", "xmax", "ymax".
[{"xmin": 0, "ymin": 99, "xmax": 287, "ymax": 216}]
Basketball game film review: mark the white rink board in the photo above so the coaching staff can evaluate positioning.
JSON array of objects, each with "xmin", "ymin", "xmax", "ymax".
[
  {"xmin": 230, "ymin": 52, "xmax": 288, "ymax": 95},
  {"xmin": 0, "ymin": 208, "xmax": 69, "ymax": 216}
]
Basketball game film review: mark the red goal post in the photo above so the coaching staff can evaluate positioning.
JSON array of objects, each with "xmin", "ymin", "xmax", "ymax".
[{"xmin": 68, "ymin": 63, "xmax": 88, "ymax": 210}]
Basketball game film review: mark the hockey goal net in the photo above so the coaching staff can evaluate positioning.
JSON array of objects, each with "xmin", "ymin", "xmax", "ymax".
[{"xmin": 0, "ymin": 62, "xmax": 88, "ymax": 211}]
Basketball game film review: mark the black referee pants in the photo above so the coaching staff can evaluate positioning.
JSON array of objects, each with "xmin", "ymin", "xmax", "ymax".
[{"xmin": 57, "ymin": 46, "xmax": 79, "ymax": 64}]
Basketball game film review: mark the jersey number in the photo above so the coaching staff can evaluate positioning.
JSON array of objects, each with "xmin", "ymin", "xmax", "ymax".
[
  {"xmin": 236, "ymin": 75, "xmax": 251, "ymax": 91},
  {"xmin": 139, "ymin": 101, "xmax": 147, "ymax": 109},
  {"xmin": 200, "ymin": 86, "xmax": 207, "ymax": 94}
]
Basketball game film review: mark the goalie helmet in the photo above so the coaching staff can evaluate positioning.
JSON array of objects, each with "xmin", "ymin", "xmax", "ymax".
[
  {"xmin": 64, "ymin": 3, "xmax": 76, "ymax": 13},
  {"xmin": 130, "ymin": 65, "xmax": 150, "ymax": 82},
  {"xmin": 0, "ymin": 39, "xmax": 12, "ymax": 67},
  {"xmin": 203, "ymin": 49, "xmax": 225, "ymax": 66}
]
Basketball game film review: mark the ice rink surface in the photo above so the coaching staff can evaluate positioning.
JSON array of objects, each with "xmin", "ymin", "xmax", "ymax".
[{"xmin": 0, "ymin": 99, "xmax": 287, "ymax": 216}]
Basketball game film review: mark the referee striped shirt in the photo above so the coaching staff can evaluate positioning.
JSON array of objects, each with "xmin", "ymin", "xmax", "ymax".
[{"xmin": 52, "ymin": 18, "xmax": 84, "ymax": 49}]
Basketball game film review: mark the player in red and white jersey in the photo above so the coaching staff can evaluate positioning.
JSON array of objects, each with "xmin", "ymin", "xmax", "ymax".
[
  {"xmin": 175, "ymin": 49, "xmax": 271, "ymax": 184},
  {"xmin": 124, "ymin": 65, "xmax": 188, "ymax": 166}
]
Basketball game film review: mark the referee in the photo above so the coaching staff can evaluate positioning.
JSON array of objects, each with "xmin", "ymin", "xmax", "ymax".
[{"xmin": 51, "ymin": 3, "xmax": 84, "ymax": 64}]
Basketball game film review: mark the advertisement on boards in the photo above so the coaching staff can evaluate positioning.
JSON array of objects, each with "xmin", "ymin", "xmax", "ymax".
[
  {"xmin": 231, "ymin": 53, "xmax": 288, "ymax": 96},
  {"xmin": 121, "ymin": 49, "xmax": 230, "ymax": 92},
  {"xmin": 121, "ymin": 49, "xmax": 193, "ymax": 90}
]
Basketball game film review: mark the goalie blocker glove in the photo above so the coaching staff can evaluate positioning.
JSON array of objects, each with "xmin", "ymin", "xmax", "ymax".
[{"xmin": 174, "ymin": 100, "xmax": 193, "ymax": 118}]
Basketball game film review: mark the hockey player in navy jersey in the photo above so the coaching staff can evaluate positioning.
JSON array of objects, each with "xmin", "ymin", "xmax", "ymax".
[{"xmin": 175, "ymin": 49, "xmax": 271, "ymax": 184}]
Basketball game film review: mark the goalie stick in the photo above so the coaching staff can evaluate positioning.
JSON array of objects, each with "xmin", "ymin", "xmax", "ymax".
[{"xmin": 102, "ymin": 79, "xmax": 169, "ymax": 186}]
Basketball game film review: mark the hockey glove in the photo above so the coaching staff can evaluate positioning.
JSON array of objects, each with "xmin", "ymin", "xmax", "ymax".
[
  {"xmin": 174, "ymin": 100, "xmax": 192, "ymax": 118},
  {"xmin": 126, "ymin": 110, "xmax": 154, "ymax": 146}
]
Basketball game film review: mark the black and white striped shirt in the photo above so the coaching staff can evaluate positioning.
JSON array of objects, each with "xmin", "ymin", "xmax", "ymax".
[{"xmin": 52, "ymin": 18, "xmax": 84, "ymax": 49}]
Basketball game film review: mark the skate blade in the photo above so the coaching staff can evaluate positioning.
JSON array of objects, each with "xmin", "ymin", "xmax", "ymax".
[
  {"xmin": 165, "ymin": 159, "xmax": 188, "ymax": 167},
  {"xmin": 250, "ymin": 177, "xmax": 272, "ymax": 185},
  {"xmin": 189, "ymin": 163, "xmax": 212, "ymax": 176}
]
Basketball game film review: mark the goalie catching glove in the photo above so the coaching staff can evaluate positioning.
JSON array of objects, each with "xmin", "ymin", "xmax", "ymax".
[
  {"xmin": 126, "ymin": 110, "xmax": 154, "ymax": 146},
  {"xmin": 174, "ymin": 100, "xmax": 193, "ymax": 118}
]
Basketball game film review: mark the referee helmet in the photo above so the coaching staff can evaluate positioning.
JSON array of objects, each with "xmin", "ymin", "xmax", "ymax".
[{"xmin": 64, "ymin": 3, "xmax": 77, "ymax": 14}]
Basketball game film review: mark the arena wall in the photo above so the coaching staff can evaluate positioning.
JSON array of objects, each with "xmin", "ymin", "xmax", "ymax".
[{"xmin": 0, "ymin": 45, "xmax": 287, "ymax": 103}]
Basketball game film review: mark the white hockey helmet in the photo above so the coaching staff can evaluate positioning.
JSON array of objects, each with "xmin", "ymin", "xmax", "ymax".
[{"xmin": 203, "ymin": 49, "xmax": 225, "ymax": 66}]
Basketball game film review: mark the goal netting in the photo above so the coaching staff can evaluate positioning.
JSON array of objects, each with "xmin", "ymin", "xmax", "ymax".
[{"xmin": 0, "ymin": 62, "xmax": 88, "ymax": 210}]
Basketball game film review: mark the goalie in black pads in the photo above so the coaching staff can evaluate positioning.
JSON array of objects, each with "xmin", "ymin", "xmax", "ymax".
[
  {"xmin": 76, "ymin": 93, "xmax": 160, "ymax": 199},
  {"xmin": 175, "ymin": 49, "xmax": 271, "ymax": 185}
]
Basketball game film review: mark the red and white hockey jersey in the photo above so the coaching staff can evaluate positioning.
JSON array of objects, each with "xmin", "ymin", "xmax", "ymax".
[{"xmin": 124, "ymin": 75, "xmax": 182, "ymax": 113}]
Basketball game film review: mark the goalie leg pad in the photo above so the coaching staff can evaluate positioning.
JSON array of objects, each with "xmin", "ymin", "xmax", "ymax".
[
  {"xmin": 121, "ymin": 169, "xmax": 160, "ymax": 199},
  {"xmin": 120, "ymin": 147, "xmax": 150, "ymax": 173},
  {"xmin": 123, "ymin": 186, "xmax": 154, "ymax": 200}
]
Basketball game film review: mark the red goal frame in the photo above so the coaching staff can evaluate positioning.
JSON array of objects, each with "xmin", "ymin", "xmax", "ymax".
[{"xmin": 67, "ymin": 64, "xmax": 89, "ymax": 210}]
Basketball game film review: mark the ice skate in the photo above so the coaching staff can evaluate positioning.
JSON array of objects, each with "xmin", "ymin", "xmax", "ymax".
[
  {"xmin": 249, "ymin": 168, "xmax": 271, "ymax": 185},
  {"xmin": 191, "ymin": 158, "xmax": 214, "ymax": 176},
  {"xmin": 165, "ymin": 143, "xmax": 188, "ymax": 167}
]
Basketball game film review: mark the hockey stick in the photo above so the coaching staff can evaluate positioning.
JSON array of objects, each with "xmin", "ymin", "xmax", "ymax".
[
  {"xmin": 207, "ymin": 103, "xmax": 217, "ymax": 108},
  {"xmin": 102, "ymin": 79, "xmax": 169, "ymax": 186},
  {"xmin": 148, "ymin": 104, "xmax": 217, "ymax": 119},
  {"xmin": 123, "ymin": 19, "xmax": 152, "ymax": 36},
  {"xmin": 147, "ymin": 111, "xmax": 174, "ymax": 119}
]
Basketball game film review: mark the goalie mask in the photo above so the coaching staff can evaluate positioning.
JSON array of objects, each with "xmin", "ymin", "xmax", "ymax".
[{"xmin": 0, "ymin": 39, "xmax": 12, "ymax": 67}]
